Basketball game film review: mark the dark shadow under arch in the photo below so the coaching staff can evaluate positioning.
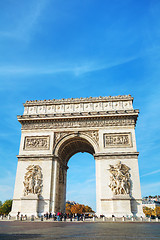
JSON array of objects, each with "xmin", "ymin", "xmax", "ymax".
[{"xmin": 57, "ymin": 136, "xmax": 95, "ymax": 164}]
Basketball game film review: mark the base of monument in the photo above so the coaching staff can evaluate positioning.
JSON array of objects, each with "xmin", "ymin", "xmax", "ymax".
[
  {"xmin": 20, "ymin": 194, "xmax": 39, "ymax": 217},
  {"xmin": 111, "ymin": 194, "xmax": 132, "ymax": 217}
]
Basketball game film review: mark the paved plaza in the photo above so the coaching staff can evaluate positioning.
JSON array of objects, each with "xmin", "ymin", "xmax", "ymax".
[{"xmin": 0, "ymin": 221, "xmax": 160, "ymax": 240}]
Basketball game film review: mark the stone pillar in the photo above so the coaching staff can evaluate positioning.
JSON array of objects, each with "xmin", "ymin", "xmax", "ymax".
[
  {"xmin": 50, "ymin": 158, "xmax": 58, "ymax": 213},
  {"xmin": 52, "ymin": 158, "xmax": 67, "ymax": 213},
  {"xmin": 10, "ymin": 156, "xmax": 53, "ymax": 217},
  {"xmin": 94, "ymin": 152, "xmax": 143, "ymax": 217}
]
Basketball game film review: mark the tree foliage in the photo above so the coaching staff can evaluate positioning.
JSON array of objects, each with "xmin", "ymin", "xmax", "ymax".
[
  {"xmin": 65, "ymin": 202, "xmax": 94, "ymax": 214},
  {"xmin": 143, "ymin": 206, "xmax": 160, "ymax": 217},
  {"xmin": 0, "ymin": 200, "xmax": 12, "ymax": 215},
  {"xmin": 154, "ymin": 206, "xmax": 160, "ymax": 216}
]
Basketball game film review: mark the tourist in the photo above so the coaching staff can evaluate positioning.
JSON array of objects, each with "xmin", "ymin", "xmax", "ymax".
[{"xmin": 57, "ymin": 212, "xmax": 61, "ymax": 221}]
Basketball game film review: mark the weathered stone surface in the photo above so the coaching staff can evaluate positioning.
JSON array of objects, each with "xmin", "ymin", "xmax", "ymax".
[{"xmin": 11, "ymin": 95, "xmax": 143, "ymax": 217}]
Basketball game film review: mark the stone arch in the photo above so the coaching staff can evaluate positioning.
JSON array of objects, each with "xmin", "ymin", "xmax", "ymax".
[
  {"xmin": 52, "ymin": 132, "xmax": 98, "ymax": 212},
  {"xmin": 54, "ymin": 132, "xmax": 99, "ymax": 163},
  {"xmin": 11, "ymin": 95, "xmax": 144, "ymax": 218}
]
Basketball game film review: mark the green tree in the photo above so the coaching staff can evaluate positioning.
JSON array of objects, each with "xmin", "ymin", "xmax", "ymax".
[
  {"xmin": 0, "ymin": 200, "xmax": 12, "ymax": 215},
  {"xmin": 0, "ymin": 201, "xmax": 2, "ymax": 207}
]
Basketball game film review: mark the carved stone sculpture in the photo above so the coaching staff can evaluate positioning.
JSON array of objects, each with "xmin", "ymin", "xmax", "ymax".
[
  {"xmin": 23, "ymin": 165, "xmax": 42, "ymax": 196},
  {"xmin": 109, "ymin": 161, "xmax": 131, "ymax": 195},
  {"xmin": 24, "ymin": 136, "xmax": 49, "ymax": 150}
]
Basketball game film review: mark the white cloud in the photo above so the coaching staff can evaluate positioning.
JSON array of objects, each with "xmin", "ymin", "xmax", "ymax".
[
  {"xmin": 141, "ymin": 169, "xmax": 160, "ymax": 177},
  {"xmin": 0, "ymin": 55, "xmax": 139, "ymax": 77}
]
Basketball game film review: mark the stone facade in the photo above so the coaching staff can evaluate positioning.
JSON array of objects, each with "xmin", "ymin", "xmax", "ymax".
[{"xmin": 11, "ymin": 95, "xmax": 143, "ymax": 217}]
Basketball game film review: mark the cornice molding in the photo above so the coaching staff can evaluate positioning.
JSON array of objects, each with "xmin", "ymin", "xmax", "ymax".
[
  {"xmin": 24, "ymin": 95, "xmax": 133, "ymax": 106},
  {"xmin": 94, "ymin": 152, "xmax": 139, "ymax": 160},
  {"xmin": 18, "ymin": 109, "xmax": 139, "ymax": 122}
]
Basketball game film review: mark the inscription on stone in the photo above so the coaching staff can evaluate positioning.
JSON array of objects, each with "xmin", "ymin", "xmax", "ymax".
[
  {"xmin": 104, "ymin": 133, "xmax": 132, "ymax": 148},
  {"xmin": 24, "ymin": 136, "xmax": 50, "ymax": 150}
]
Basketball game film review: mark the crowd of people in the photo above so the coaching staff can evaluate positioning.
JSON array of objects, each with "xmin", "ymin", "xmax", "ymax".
[{"xmin": 43, "ymin": 212, "xmax": 91, "ymax": 221}]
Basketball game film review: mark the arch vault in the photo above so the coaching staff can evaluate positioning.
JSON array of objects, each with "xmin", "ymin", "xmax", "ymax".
[{"xmin": 11, "ymin": 95, "xmax": 143, "ymax": 217}]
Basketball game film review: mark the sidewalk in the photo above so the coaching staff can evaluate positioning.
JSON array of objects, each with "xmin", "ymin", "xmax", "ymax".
[{"xmin": 0, "ymin": 216, "xmax": 159, "ymax": 223}]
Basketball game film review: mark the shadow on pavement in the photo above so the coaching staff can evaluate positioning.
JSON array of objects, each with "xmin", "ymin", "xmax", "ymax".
[{"xmin": 0, "ymin": 234, "xmax": 41, "ymax": 240}]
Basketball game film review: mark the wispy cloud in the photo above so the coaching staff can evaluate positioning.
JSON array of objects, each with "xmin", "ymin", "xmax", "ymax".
[
  {"xmin": 0, "ymin": 0, "xmax": 49, "ymax": 42},
  {"xmin": 141, "ymin": 169, "xmax": 160, "ymax": 177},
  {"xmin": 0, "ymin": 55, "xmax": 140, "ymax": 76}
]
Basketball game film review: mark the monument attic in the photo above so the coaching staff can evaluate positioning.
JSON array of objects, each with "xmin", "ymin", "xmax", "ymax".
[{"xmin": 11, "ymin": 95, "xmax": 143, "ymax": 217}]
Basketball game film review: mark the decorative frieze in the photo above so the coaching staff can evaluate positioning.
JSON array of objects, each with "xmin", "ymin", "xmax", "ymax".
[
  {"xmin": 104, "ymin": 133, "xmax": 132, "ymax": 148},
  {"xmin": 23, "ymin": 95, "xmax": 134, "ymax": 115},
  {"xmin": 21, "ymin": 117, "xmax": 136, "ymax": 130},
  {"xmin": 24, "ymin": 136, "xmax": 50, "ymax": 150}
]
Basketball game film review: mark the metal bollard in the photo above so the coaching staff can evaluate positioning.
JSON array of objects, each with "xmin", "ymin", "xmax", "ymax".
[
  {"xmin": 31, "ymin": 215, "xmax": 34, "ymax": 221},
  {"xmin": 41, "ymin": 215, "xmax": 43, "ymax": 221}
]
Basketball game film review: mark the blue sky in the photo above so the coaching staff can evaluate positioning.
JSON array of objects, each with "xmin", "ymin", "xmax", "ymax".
[{"xmin": 0, "ymin": 0, "xmax": 160, "ymax": 210}]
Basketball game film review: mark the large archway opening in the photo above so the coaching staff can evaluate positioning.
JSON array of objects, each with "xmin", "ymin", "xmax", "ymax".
[
  {"xmin": 55, "ymin": 135, "xmax": 97, "ymax": 213},
  {"xmin": 66, "ymin": 152, "xmax": 96, "ymax": 211}
]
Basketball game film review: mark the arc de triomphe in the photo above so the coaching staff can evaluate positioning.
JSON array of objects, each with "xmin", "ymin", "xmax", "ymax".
[{"xmin": 11, "ymin": 95, "xmax": 143, "ymax": 217}]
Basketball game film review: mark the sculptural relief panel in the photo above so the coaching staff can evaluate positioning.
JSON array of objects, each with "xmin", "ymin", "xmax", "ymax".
[
  {"xmin": 23, "ymin": 165, "xmax": 43, "ymax": 196},
  {"xmin": 104, "ymin": 133, "xmax": 132, "ymax": 148},
  {"xmin": 24, "ymin": 136, "xmax": 50, "ymax": 150},
  {"xmin": 109, "ymin": 161, "xmax": 131, "ymax": 195}
]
